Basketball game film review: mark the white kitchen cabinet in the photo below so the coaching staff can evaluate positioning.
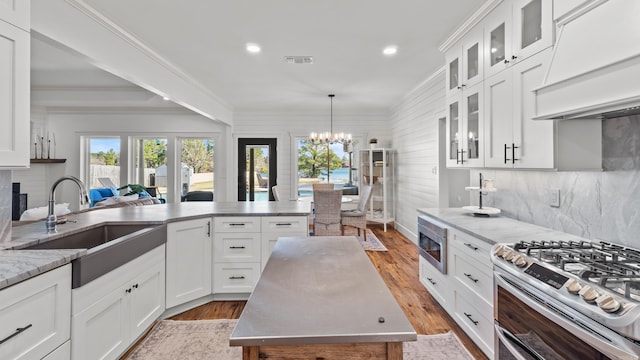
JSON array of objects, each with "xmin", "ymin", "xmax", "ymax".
[
  {"xmin": 72, "ymin": 245, "xmax": 165, "ymax": 360},
  {"xmin": 166, "ymin": 218, "xmax": 212, "ymax": 308},
  {"xmin": 449, "ymin": 228, "xmax": 494, "ymax": 358},
  {"xmin": 0, "ymin": 265, "xmax": 71, "ymax": 360},
  {"xmin": 42, "ymin": 341, "xmax": 70, "ymax": 360},
  {"xmin": 360, "ymin": 149, "xmax": 395, "ymax": 231},
  {"xmin": 485, "ymin": 48, "xmax": 554, "ymax": 168},
  {"xmin": 446, "ymin": 83, "xmax": 484, "ymax": 168},
  {"xmin": 261, "ymin": 216, "xmax": 308, "ymax": 269},
  {"xmin": 484, "ymin": 0, "xmax": 554, "ymax": 78},
  {"xmin": 0, "ymin": 18, "xmax": 29, "ymax": 168},
  {"xmin": 418, "ymin": 256, "xmax": 451, "ymax": 312},
  {"xmin": 445, "ymin": 29, "xmax": 484, "ymax": 99},
  {"xmin": 0, "ymin": 0, "xmax": 30, "ymax": 31},
  {"xmin": 213, "ymin": 217, "xmax": 261, "ymax": 294}
]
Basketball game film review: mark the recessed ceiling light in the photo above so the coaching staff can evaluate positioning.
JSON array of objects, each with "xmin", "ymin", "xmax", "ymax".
[
  {"xmin": 383, "ymin": 46, "xmax": 398, "ymax": 56},
  {"xmin": 246, "ymin": 43, "xmax": 261, "ymax": 53}
]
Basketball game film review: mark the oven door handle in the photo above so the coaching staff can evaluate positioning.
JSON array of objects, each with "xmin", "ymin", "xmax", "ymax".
[
  {"xmin": 495, "ymin": 323, "xmax": 545, "ymax": 360},
  {"xmin": 495, "ymin": 270, "xmax": 640, "ymax": 360}
]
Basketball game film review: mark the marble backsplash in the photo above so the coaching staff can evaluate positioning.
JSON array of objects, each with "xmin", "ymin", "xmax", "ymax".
[
  {"xmin": 471, "ymin": 115, "xmax": 640, "ymax": 247},
  {"xmin": 0, "ymin": 170, "xmax": 11, "ymax": 242}
]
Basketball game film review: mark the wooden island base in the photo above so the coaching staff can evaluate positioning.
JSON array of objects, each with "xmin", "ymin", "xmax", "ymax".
[{"xmin": 242, "ymin": 341, "xmax": 403, "ymax": 360}]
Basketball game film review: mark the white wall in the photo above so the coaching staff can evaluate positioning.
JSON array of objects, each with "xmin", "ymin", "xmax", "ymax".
[
  {"xmin": 389, "ymin": 70, "xmax": 467, "ymax": 242},
  {"xmin": 232, "ymin": 110, "xmax": 390, "ymax": 201}
]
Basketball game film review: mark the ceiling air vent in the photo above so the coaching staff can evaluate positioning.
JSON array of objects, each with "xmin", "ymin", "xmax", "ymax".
[{"xmin": 284, "ymin": 56, "xmax": 313, "ymax": 64}]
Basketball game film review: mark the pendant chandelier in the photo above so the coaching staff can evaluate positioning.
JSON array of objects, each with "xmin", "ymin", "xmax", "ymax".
[{"xmin": 309, "ymin": 94, "xmax": 352, "ymax": 145}]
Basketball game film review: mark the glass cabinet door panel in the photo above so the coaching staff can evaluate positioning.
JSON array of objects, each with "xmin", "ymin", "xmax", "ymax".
[
  {"xmin": 466, "ymin": 43, "xmax": 479, "ymax": 81},
  {"xmin": 521, "ymin": 0, "xmax": 542, "ymax": 50},
  {"xmin": 449, "ymin": 58, "xmax": 459, "ymax": 91},
  {"xmin": 466, "ymin": 93, "xmax": 480, "ymax": 160},
  {"xmin": 449, "ymin": 101, "xmax": 459, "ymax": 161},
  {"xmin": 490, "ymin": 23, "xmax": 506, "ymax": 66}
]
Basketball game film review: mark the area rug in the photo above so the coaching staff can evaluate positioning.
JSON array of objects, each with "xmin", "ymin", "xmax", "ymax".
[
  {"xmin": 342, "ymin": 228, "xmax": 388, "ymax": 251},
  {"xmin": 125, "ymin": 320, "xmax": 473, "ymax": 360}
]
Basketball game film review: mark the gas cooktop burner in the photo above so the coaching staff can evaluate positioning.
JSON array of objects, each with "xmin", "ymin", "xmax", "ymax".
[{"xmin": 512, "ymin": 240, "xmax": 640, "ymax": 301}]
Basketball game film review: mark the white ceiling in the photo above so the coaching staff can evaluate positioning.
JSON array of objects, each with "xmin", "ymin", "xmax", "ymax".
[{"xmin": 31, "ymin": 1, "xmax": 484, "ymax": 112}]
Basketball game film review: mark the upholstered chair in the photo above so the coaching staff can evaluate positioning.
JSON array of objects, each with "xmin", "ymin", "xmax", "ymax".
[
  {"xmin": 340, "ymin": 184, "xmax": 372, "ymax": 238},
  {"xmin": 313, "ymin": 189, "xmax": 343, "ymax": 236}
]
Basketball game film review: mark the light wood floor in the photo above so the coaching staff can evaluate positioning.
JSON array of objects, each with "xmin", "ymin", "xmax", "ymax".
[{"xmin": 124, "ymin": 224, "xmax": 488, "ymax": 359}]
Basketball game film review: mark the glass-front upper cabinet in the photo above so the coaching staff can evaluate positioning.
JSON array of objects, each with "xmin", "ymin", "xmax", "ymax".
[
  {"xmin": 446, "ymin": 82, "xmax": 484, "ymax": 168},
  {"xmin": 484, "ymin": 0, "xmax": 553, "ymax": 78},
  {"xmin": 445, "ymin": 29, "xmax": 483, "ymax": 98}
]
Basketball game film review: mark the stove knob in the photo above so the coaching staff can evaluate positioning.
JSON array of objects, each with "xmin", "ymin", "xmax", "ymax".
[
  {"xmin": 596, "ymin": 294, "xmax": 621, "ymax": 313},
  {"xmin": 578, "ymin": 285, "xmax": 599, "ymax": 303},
  {"xmin": 565, "ymin": 279, "xmax": 582, "ymax": 295},
  {"xmin": 493, "ymin": 245, "xmax": 506, "ymax": 257},
  {"xmin": 512, "ymin": 255, "xmax": 528, "ymax": 268},
  {"xmin": 503, "ymin": 251, "xmax": 516, "ymax": 262}
]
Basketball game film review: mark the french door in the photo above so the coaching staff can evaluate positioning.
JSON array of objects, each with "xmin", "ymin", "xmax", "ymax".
[{"xmin": 238, "ymin": 138, "xmax": 277, "ymax": 201}]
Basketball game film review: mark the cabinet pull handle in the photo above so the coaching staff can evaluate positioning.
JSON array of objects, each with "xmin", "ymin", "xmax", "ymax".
[
  {"xmin": 133, "ymin": 284, "xmax": 139, "ymax": 289},
  {"xmin": 207, "ymin": 221, "xmax": 211, "ymax": 237},
  {"xmin": 229, "ymin": 246, "xmax": 246, "ymax": 249},
  {"xmin": 511, "ymin": 55, "xmax": 518, "ymax": 60},
  {"xmin": 464, "ymin": 273, "xmax": 479, "ymax": 283},
  {"xmin": 504, "ymin": 144, "xmax": 511, "ymax": 164},
  {"xmin": 460, "ymin": 149, "xmax": 466, "ymax": 164},
  {"xmin": 464, "ymin": 243, "xmax": 479, "ymax": 251},
  {"xmin": 512, "ymin": 143, "xmax": 519, "ymax": 164},
  {"xmin": 275, "ymin": 223, "xmax": 292, "ymax": 226},
  {"xmin": 456, "ymin": 150, "xmax": 461, "ymax": 164},
  {"xmin": 0, "ymin": 324, "xmax": 32, "ymax": 345},
  {"xmin": 426, "ymin": 277, "xmax": 437, "ymax": 285},
  {"xmin": 503, "ymin": 59, "xmax": 510, "ymax": 64},
  {"xmin": 125, "ymin": 288, "xmax": 132, "ymax": 293},
  {"xmin": 229, "ymin": 276, "xmax": 246, "ymax": 280},
  {"xmin": 229, "ymin": 223, "xmax": 246, "ymax": 226},
  {"xmin": 464, "ymin": 312, "xmax": 479, "ymax": 326}
]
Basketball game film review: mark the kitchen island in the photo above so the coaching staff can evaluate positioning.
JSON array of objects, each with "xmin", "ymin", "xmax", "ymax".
[{"xmin": 230, "ymin": 236, "xmax": 416, "ymax": 360}]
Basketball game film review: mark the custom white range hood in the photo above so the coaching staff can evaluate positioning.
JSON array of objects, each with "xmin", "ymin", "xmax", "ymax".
[{"xmin": 534, "ymin": 0, "xmax": 640, "ymax": 120}]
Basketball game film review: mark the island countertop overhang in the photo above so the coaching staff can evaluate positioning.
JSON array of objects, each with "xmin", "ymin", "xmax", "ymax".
[{"xmin": 230, "ymin": 236, "xmax": 417, "ymax": 347}]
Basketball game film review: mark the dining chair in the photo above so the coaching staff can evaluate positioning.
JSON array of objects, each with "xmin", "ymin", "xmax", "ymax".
[
  {"xmin": 312, "ymin": 183, "xmax": 334, "ymax": 191},
  {"xmin": 313, "ymin": 189, "xmax": 343, "ymax": 236},
  {"xmin": 340, "ymin": 184, "xmax": 372, "ymax": 238}
]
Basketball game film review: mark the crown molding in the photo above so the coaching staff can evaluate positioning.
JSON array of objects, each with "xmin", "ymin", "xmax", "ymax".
[{"xmin": 438, "ymin": 0, "xmax": 503, "ymax": 53}]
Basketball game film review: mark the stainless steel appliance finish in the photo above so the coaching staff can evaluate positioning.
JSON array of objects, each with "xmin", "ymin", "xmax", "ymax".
[
  {"xmin": 418, "ymin": 215, "xmax": 447, "ymax": 274},
  {"xmin": 230, "ymin": 236, "xmax": 416, "ymax": 346},
  {"xmin": 492, "ymin": 240, "xmax": 640, "ymax": 359}
]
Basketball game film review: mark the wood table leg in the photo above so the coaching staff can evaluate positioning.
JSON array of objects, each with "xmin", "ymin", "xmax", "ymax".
[
  {"xmin": 243, "ymin": 346, "xmax": 259, "ymax": 360},
  {"xmin": 387, "ymin": 342, "xmax": 403, "ymax": 360}
]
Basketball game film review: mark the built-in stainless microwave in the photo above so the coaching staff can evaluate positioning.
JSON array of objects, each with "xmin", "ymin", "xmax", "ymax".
[{"xmin": 418, "ymin": 216, "xmax": 447, "ymax": 274}]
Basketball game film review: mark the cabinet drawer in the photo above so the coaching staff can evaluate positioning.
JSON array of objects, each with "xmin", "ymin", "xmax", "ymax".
[
  {"xmin": 453, "ymin": 251, "xmax": 492, "ymax": 305},
  {"xmin": 261, "ymin": 216, "xmax": 308, "ymax": 234},
  {"xmin": 451, "ymin": 229, "xmax": 492, "ymax": 263},
  {"xmin": 215, "ymin": 217, "xmax": 261, "ymax": 233},
  {"xmin": 453, "ymin": 287, "xmax": 494, "ymax": 357},
  {"xmin": 0, "ymin": 265, "xmax": 71, "ymax": 360},
  {"xmin": 43, "ymin": 340, "xmax": 70, "ymax": 360},
  {"xmin": 213, "ymin": 263, "xmax": 260, "ymax": 294},
  {"xmin": 214, "ymin": 233, "xmax": 261, "ymax": 263},
  {"xmin": 419, "ymin": 257, "xmax": 451, "ymax": 311}
]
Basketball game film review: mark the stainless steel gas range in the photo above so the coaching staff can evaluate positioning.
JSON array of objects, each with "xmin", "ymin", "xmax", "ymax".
[{"xmin": 492, "ymin": 240, "xmax": 640, "ymax": 359}]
